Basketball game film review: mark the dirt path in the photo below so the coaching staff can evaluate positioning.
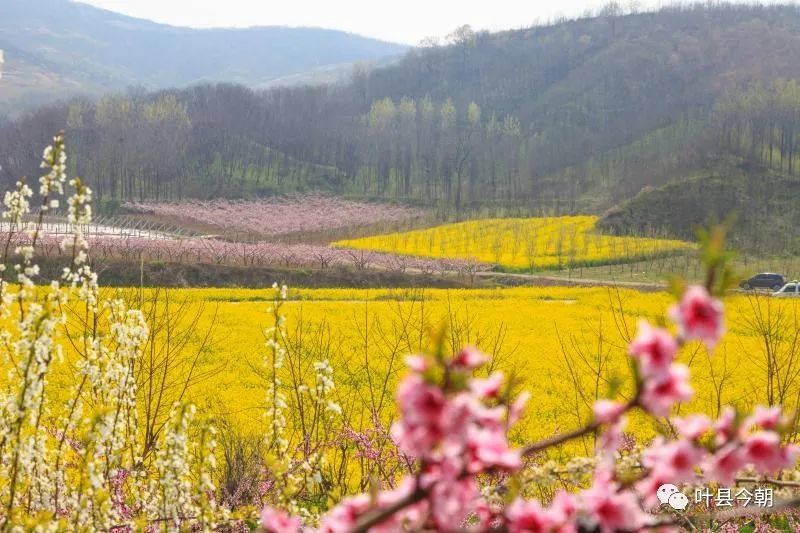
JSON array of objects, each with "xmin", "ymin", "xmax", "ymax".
[
  {"xmin": 382, "ymin": 265, "xmax": 669, "ymax": 292},
  {"xmin": 474, "ymin": 271, "xmax": 668, "ymax": 292}
]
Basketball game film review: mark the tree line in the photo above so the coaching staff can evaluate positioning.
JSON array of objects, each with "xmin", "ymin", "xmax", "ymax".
[{"xmin": 3, "ymin": 3, "xmax": 800, "ymax": 215}]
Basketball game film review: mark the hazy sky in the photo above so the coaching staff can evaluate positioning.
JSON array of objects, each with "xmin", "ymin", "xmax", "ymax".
[{"xmin": 76, "ymin": 0, "xmax": 664, "ymax": 44}]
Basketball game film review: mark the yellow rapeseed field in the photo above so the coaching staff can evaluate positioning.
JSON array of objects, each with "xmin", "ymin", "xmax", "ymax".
[
  {"xmin": 103, "ymin": 286, "xmax": 799, "ymax": 459},
  {"xmin": 334, "ymin": 216, "xmax": 692, "ymax": 271}
]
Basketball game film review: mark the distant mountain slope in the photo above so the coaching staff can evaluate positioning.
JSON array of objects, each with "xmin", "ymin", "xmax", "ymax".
[
  {"xmin": 0, "ymin": 0, "xmax": 407, "ymax": 113},
  {"xmin": 355, "ymin": 4, "xmax": 800, "ymax": 188},
  {"xmin": 5, "ymin": 3, "xmax": 800, "ymax": 252}
]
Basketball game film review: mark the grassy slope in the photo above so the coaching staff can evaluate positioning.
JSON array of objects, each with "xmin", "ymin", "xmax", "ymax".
[{"xmin": 597, "ymin": 171, "xmax": 800, "ymax": 253}]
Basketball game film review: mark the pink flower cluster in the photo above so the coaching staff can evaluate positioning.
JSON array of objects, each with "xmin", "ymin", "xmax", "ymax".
[
  {"xmin": 4, "ymin": 232, "xmax": 486, "ymax": 276},
  {"xmin": 123, "ymin": 196, "xmax": 426, "ymax": 239},
  {"xmin": 637, "ymin": 406, "xmax": 799, "ymax": 509},
  {"xmin": 309, "ymin": 350, "xmax": 520, "ymax": 532},
  {"xmin": 628, "ymin": 285, "xmax": 724, "ymax": 416},
  {"xmin": 669, "ymin": 285, "xmax": 725, "ymax": 349},
  {"xmin": 260, "ymin": 285, "xmax": 800, "ymax": 533},
  {"xmin": 618, "ymin": 286, "xmax": 797, "ymax": 517}
]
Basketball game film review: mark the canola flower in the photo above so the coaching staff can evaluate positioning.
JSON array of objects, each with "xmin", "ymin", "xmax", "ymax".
[
  {"xmin": 260, "ymin": 280, "xmax": 800, "ymax": 532},
  {"xmin": 334, "ymin": 216, "xmax": 692, "ymax": 271},
  {"xmin": 125, "ymin": 285, "xmax": 800, "ymax": 461},
  {"xmin": 3, "ymin": 134, "xmax": 800, "ymax": 531}
]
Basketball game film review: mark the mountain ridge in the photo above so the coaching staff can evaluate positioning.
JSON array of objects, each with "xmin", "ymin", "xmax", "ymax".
[{"xmin": 0, "ymin": 0, "xmax": 408, "ymax": 113}]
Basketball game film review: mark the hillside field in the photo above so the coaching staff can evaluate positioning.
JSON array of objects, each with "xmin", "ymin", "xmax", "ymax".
[{"xmin": 335, "ymin": 216, "xmax": 692, "ymax": 272}]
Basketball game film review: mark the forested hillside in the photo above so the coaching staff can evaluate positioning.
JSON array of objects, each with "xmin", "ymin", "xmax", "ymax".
[
  {"xmin": 0, "ymin": 0, "xmax": 406, "ymax": 114},
  {"xmin": 4, "ymin": 3, "xmax": 800, "ymax": 249}
]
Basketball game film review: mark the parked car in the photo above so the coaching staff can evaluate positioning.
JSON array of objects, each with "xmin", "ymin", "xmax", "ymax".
[
  {"xmin": 773, "ymin": 282, "xmax": 800, "ymax": 297},
  {"xmin": 740, "ymin": 273, "xmax": 785, "ymax": 291}
]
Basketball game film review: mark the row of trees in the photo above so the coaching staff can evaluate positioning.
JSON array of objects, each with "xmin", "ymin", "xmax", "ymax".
[
  {"xmin": 354, "ymin": 97, "xmax": 527, "ymax": 205},
  {"xmin": 0, "ymin": 87, "xmax": 531, "ymax": 207},
  {"xmin": 3, "ymin": 78, "xmax": 792, "ymax": 212},
  {"xmin": 3, "ymin": 4, "xmax": 800, "ymax": 216},
  {"xmin": 714, "ymin": 79, "xmax": 800, "ymax": 175}
]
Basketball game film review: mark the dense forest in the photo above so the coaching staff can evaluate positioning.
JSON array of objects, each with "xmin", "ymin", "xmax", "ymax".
[{"xmin": 4, "ymin": 3, "xmax": 800, "ymax": 247}]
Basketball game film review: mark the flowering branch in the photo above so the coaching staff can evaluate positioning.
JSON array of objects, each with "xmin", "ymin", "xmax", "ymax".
[
  {"xmin": 350, "ymin": 484, "xmax": 427, "ymax": 533},
  {"xmin": 0, "ymin": 134, "xmax": 221, "ymax": 530}
]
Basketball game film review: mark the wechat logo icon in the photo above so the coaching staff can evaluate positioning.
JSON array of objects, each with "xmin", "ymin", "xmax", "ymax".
[{"xmin": 657, "ymin": 484, "xmax": 688, "ymax": 511}]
